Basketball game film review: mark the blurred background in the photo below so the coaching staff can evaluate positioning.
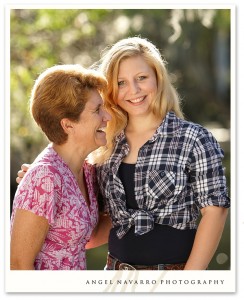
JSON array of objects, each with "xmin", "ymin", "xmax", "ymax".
[{"xmin": 10, "ymin": 8, "xmax": 231, "ymax": 270}]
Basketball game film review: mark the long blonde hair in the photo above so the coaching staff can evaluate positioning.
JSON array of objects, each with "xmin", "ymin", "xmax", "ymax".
[{"xmin": 92, "ymin": 37, "xmax": 183, "ymax": 164}]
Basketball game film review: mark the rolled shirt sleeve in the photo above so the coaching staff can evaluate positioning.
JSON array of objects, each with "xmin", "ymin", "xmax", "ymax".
[{"xmin": 189, "ymin": 127, "xmax": 230, "ymax": 209}]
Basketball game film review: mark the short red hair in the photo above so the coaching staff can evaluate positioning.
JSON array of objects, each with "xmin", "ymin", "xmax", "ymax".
[{"xmin": 30, "ymin": 64, "xmax": 107, "ymax": 144}]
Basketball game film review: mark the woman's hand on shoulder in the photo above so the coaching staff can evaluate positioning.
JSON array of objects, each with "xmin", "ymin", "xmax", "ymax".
[{"xmin": 16, "ymin": 163, "xmax": 31, "ymax": 184}]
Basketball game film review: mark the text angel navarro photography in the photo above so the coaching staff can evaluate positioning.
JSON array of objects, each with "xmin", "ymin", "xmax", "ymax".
[{"xmin": 85, "ymin": 279, "xmax": 226, "ymax": 286}]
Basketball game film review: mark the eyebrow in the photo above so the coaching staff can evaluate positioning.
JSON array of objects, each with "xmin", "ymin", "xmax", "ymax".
[
  {"xmin": 118, "ymin": 71, "xmax": 149, "ymax": 78},
  {"xmin": 94, "ymin": 101, "xmax": 103, "ymax": 111}
]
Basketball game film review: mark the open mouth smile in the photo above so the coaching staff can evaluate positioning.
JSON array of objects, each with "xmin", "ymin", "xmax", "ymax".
[
  {"xmin": 127, "ymin": 96, "xmax": 145, "ymax": 104},
  {"xmin": 97, "ymin": 127, "xmax": 106, "ymax": 133}
]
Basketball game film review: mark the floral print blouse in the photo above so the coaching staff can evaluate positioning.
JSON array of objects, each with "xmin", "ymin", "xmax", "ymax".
[{"xmin": 11, "ymin": 144, "xmax": 98, "ymax": 270}]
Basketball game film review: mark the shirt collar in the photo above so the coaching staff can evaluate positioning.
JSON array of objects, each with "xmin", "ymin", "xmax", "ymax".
[
  {"xmin": 149, "ymin": 111, "xmax": 181, "ymax": 142},
  {"xmin": 115, "ymin": 130, "xmax": 126, "ymax": 143},
  {"xmin": 115, "ymin": 111, "xmax": 181, "ymax": 143}
]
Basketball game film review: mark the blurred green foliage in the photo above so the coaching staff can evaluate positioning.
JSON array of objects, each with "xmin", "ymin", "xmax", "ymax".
[{"xmin": 10, "ymin": 9, "xmax": 231, "ymax": 270}]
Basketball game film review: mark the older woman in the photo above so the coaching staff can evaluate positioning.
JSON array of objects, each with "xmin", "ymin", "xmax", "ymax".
[{"xmin": 10, "ymin": 64, "xmax": 111, "ymax": 270}]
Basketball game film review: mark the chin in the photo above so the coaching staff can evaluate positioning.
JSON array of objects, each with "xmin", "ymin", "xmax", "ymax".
[{"xmin": 96, "ymin": 139, "xmax": 107, "ymax": 148}]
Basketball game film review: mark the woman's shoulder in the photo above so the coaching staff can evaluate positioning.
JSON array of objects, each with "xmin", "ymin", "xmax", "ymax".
[
  {"xmin": 163, "ymin": 111, "xmax": 205, "ymax": 135},
  {"xmin": 181, "ymin": 118, "xmax": 219, "ymax": 143},
  {"xmin": 176, "ymin": 115, "xmax": 213, "ymax": 138},
  {"xmin": 29, "ymin": 162, "xmax": 62, "ymax": 177},
  {"xmin": 23, "ymin": 155, "xmax": 63, "ymax": 189},
  {"xmin": 19, "ymin": 163, "xmax": 62, "ymax": 194},
  {"xmin": 31, "ymin": 145, "xmax": 69, "ymax": 178},
  {"xmin": 180, "ymin": 119, "xmax": 223, "ymax": 156},
  {"xmin": 169, "ymin": 112, "xmax": 222, "ymax": 151}
]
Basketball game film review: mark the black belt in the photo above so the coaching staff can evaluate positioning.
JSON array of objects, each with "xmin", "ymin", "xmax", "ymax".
[{"xmin": 107, "ymin": 254, "xmax": 186, "ymax": 270}]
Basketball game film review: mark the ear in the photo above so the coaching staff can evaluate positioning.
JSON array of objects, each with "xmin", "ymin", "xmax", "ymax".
[{"xmin": 60, "ymin": 118, "xmax": 74, "ymax": 134}]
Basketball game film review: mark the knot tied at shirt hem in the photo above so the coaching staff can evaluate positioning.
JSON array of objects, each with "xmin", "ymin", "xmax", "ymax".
[{"xmin": 116, "ymin": 209, "xmax": 155, "ymax": 239}]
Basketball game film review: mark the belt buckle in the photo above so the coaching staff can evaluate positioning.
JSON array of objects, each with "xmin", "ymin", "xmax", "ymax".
[{"xmin": 119, "ymin": 263, "xmax": 136, "ymax": 270}]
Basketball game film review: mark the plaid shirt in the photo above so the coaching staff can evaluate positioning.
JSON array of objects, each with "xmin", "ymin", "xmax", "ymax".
[{"xmin": 96, "ymin": 112, "xmax": 230, "ymax": 239}]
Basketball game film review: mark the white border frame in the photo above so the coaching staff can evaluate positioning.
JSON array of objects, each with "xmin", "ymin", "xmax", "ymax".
[{"xmin": 4, "ymin": 3, "xmax": 236, "ymax": 294}]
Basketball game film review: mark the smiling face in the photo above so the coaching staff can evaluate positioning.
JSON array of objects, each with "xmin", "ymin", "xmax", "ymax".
[
  {"xmin": 117, "ymin": 55, "xmax": 158, "ymax": 118},
  {"xmin": 72, "ymin": 89, "xmax": 111, "ymax": 152}
]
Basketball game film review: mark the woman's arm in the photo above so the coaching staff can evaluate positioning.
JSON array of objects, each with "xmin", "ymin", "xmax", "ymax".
[
  {"xmin": 85, "ymin": 213, "xmax": 112, "ymax": 249},
  {"xmin": 184, "ymin": 206, "xmax": 229, "ymax": 270},
  {"xmin": 10, "ymin": 209, "xmax": 49, "ymax": 270}
]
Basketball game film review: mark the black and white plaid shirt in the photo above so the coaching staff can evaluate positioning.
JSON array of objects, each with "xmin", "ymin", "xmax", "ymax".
[{"xmin": 96, "ymin": 112, "xmax": 230, "ymax": 239}]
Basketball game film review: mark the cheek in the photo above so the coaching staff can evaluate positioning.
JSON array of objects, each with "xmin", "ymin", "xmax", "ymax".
[
  {"xmin": 116, "ymin": 91, "xmax": 126, "ymax": 106},
  {"xmin": 117, "ymin": 88, "xmax": 124, "ymax": 100},
  {"xmin": 149, "ymin": 80, "xmax": 158, "ymax": 93}
]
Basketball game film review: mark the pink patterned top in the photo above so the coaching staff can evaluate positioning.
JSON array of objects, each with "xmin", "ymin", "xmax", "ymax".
[{"xmin": 11, "ymin": 144, "xmax": 98, "ymax": 270}]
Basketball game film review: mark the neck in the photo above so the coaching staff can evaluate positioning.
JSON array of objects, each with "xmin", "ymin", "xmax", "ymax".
[
  {"xmin": 52, "ymin": 142, "xmax": 87, "ymax": 176},
  {"xmin": 126, "ymin": 113, "xmax": 161, "ymax": 134}
]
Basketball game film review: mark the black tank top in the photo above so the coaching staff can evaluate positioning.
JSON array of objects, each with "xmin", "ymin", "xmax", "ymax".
[{"xmin": 108, "ymin": 162, "xmax": 196, "ymax": 265}]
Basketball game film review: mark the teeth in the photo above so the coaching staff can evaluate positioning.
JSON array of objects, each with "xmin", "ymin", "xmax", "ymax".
[
  {"xmin": 97, "ymin": 127, "xmax": 106, "ymax": 132},
  {"xmin": 129, "ymin": 97, "xmax": 144, "ymax": 103}
]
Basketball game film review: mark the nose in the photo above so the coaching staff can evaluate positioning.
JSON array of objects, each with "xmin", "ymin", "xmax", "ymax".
[
  {"xmin": 129, "ymin": 80, "xmax": 140, "ymax": 94},
  {"xmin": 102, "ymin": 109, "xmax": 112, "ymax": 122}
]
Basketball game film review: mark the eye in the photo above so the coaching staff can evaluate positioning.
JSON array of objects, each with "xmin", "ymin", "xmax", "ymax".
[
  {"xmin": 118, "ymin": 80, "xmax": 125, "ymax": 87},
  {"xmin": 94, "ymin": 105, "xmax": 101, "ymax": 114},
  {"xmin": 138, "ymin": 75, "xmax": 147, "ymax": 81}
]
